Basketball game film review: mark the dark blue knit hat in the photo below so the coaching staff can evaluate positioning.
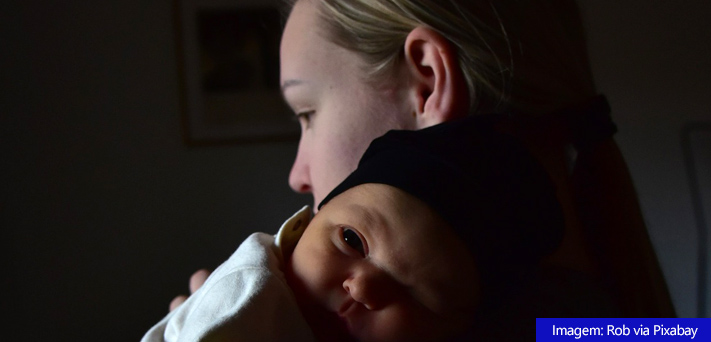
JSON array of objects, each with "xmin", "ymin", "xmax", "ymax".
[{"xmin": 319, "ymin": 115, "xmax": 564, "ymax": 285}]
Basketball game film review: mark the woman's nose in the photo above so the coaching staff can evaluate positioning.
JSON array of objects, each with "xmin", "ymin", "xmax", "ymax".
[
  {"xmin": 288, "ymin": 144, "xmax": 312, "ymax": 194},
  {"xmin": 342, "ymin": 264, "xmax": 401, "ymax": 310}
]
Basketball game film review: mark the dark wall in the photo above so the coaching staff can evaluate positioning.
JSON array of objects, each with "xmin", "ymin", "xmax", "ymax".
[
  {"xmin": 1, "ymin": 0, "xmax": 307, "ymax": 340},
  {"xmin": 579, "ymin": 0, "xmax": 711, "ymax": 317}
]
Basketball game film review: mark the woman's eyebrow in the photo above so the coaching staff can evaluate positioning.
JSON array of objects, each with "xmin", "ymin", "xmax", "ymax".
[{"xmin": 280, "ymin": 79, "xmax": 305, "ymax": 94}]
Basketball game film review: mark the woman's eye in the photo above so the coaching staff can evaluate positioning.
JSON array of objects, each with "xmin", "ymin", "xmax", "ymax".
[
  {"xmin": 342, "ymin": 227, "xmax": 366, "ymax": 256},
  {"xmin": 295, "ymin": 111, "xmax": 314, "ymax": 128}
]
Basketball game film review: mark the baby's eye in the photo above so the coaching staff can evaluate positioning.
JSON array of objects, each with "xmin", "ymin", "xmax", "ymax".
[{"xmin": 341, "ymin": 227, "xmax": 366, "ymax": 257}]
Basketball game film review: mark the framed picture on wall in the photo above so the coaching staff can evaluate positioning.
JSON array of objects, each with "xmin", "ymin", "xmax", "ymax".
[{"xmin": 175, "ymin": 0, "xmax": 298, "ymax": 144}]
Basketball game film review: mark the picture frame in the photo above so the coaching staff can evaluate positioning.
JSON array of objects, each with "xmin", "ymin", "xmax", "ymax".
[{"xmin": 174, "ymin": 0, "xmax": 298, "ymax": 145}]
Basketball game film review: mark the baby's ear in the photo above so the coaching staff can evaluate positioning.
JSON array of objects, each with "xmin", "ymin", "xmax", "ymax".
[{"xmin": 403, "ymin": 26, "xmax": 470, "ymax": 128}]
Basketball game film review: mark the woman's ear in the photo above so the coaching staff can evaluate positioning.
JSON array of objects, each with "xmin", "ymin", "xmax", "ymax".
[{"xmin": 404, "ymin": 26, "xmax": 470, "ymax": 128}]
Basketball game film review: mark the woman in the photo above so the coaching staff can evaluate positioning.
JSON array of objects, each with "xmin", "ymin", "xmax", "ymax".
[{"xmin": 173, "ymin": 0, "xmax": 674, "ymax": 318}]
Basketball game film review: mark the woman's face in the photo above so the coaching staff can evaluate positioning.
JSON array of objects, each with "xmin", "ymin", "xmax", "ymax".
[
  {"xmin": 286, "ymin": 184, "xmax": 480, "ymax": 341},
  {"xmin": 280, "ymin": 0, "xmax": 417, "ymax": 208}
]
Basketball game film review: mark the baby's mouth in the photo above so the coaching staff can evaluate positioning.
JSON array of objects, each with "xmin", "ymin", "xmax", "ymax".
[
  {"xmin": 336, "ymin": 299, "xmax": 364, "ymax": 341},
  {"xmin": 338, "ymin": 298, "xmax": 357, "ymax": 317}
]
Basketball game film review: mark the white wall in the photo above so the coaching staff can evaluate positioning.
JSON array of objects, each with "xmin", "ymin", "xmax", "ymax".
[{"xmin": 578, "ymin": 0, "xmax": 711, "ymax": 317}]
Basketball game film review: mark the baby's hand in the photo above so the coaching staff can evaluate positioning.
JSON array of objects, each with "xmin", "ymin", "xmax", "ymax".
[{"xmin": 168, "ymin": 269, "xmax": 211, "ymax": 311}]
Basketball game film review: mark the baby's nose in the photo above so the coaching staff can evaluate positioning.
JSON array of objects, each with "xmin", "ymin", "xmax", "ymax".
[{"xmin": 342, "ymin": 264, "xmax": 402, "ymax": 310}]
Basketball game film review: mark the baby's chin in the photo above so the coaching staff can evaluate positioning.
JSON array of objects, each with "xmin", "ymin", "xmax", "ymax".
[
  {"xmin": 307, "ymin": 307, "xmax": 465, "ymax": 342},
  {"xmin": 304, "ymin": 310, "xmax": 357, "ymax": 342},
  {"xmin": 313, "ymin": 310, "xmax": 413, "ymax": 342}
]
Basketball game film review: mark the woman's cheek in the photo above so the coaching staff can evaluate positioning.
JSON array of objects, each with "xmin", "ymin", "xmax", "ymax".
[{"xmin": 313, "ymin": 146, "xmax": 361, "ymax": 205}]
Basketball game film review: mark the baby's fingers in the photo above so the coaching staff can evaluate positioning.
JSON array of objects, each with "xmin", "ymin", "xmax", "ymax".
[
  {"xmin": 169, "ymin": 295, "xmax": 187, "ymax": 312},
  {"xmin": 189, "ymin": 269, "xmax": 210, "ymax": 293},
  {"xmin": 168, "ymin": 269, "xmax": 211, "ymax": 312}
]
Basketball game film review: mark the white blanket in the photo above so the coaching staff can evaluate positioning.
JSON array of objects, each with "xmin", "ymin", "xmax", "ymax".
[{"xmin": 141, "ymin": 206, "xmax": 315, "ymax": 342}]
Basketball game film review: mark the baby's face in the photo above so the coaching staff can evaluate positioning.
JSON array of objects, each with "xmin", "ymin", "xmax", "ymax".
[{"xmin": 285, "ymin": 183, "xmax": 480, "ymax": 341}]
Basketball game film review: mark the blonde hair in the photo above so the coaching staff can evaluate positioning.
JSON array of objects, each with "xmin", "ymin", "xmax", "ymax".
[{"xmin": 285, "ymin": 0, "xmax": 596, "ymax": 115}]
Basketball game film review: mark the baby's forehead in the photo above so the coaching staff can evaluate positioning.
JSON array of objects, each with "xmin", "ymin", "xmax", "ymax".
[
  {"xmin": 323, "ymin": 183, "xmax": 469, "ymax": 259},
  {"xmin": 336, "ymin": 184, "xmax": 480, "ymax": 303}
]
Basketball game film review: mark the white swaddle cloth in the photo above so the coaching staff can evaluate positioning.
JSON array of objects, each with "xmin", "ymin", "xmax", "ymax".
[{"xmin": 141, "ymin": 206, "xmax": 315, "ymax": 342}]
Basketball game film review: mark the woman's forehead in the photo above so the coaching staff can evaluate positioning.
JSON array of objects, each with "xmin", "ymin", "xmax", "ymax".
[
  {"xmin": 280, "ymin": 2, "xmax": 317, "ymax": 81},
  {"xmin": 279, "ymin": 0, "xmax": 366, "ymax": 102}
]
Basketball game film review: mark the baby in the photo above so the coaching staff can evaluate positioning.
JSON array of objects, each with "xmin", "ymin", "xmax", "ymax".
[{"xmin": 142, "ymin": 115, "xmax": 563, "ymax": 342}]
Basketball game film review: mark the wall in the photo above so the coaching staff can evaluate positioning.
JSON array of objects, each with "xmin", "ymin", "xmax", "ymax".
[
  {"xmin": 1, "ymin": 0, "xmax": 307, "ymax": 340},
  {"xmin": 579, "ymin": 0, "xmax": 711, "ymax": 317}
]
